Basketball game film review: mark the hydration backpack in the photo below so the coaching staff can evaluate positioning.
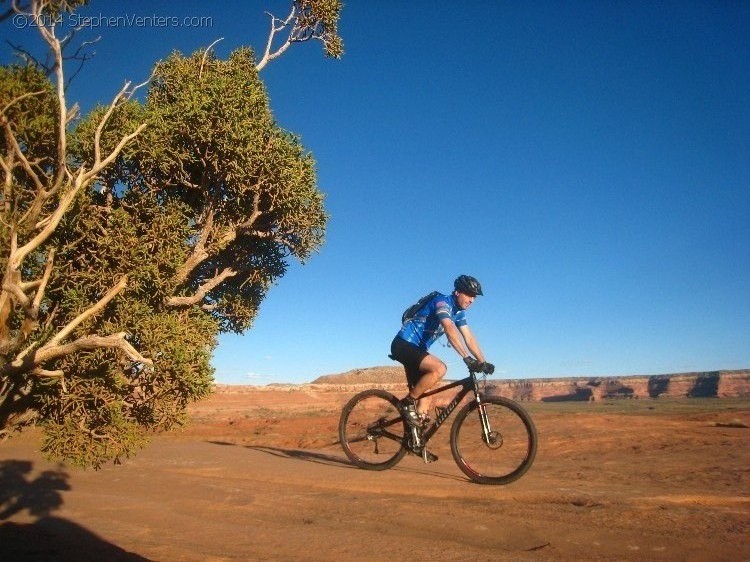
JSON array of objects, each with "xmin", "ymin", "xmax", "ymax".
[{"xmin": 401, "ymin": 291, "xmax": 440, "ymax": 323}]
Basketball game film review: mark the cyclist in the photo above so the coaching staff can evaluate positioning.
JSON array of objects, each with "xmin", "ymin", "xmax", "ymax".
[{"xmin": 391, "ymin": 275, "xmax": 495, "ymax": 429}]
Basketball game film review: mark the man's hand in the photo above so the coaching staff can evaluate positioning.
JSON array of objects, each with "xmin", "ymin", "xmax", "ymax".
[
  {"xmin": 463, "ymin": 356, "xmax": 482, "ymax": 372},
  {"xmin": 480, "ymin": 362, "xmax": 495, "ymax": 375}
]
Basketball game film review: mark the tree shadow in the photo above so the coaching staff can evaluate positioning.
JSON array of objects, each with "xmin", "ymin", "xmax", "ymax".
[
  {"xmin": 0, "ymin": 460, "xmax": 149, "ymax": 561},
  {"xmin": 648, "ymin": 375, "xmax": 671, "ymax": 398},
  {"xmin": 688, "ymin": 372, "xmax": 720, "ymax": 398},
  {"xmin": 542, "ymin": 388, "xmax": 593, "ymax": 402},
  {"xmin": 0, "ymin": 460, "xmax": 69, "ymax": 519}
]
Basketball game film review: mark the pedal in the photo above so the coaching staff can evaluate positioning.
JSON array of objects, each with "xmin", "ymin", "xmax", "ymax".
[{"xmin": 422, "ymin": 449, "xmax": 438, "ymax": 463}]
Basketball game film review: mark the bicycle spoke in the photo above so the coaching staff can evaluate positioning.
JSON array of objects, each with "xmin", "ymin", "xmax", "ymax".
[
  {"xmin": 339, "ymin": 390, "xmax": 407, "ymax": 470},
  {"xmin": 451, "ymin": 397, "xmax": 537, "ymax": 485}
]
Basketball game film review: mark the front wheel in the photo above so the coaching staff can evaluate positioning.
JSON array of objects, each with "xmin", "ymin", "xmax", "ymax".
[
  {"xmin": 450, "ymin": 396, "xmax": 537, "ymax": 485},
  {"xmin": 339, "ymin": 389, "xmax": 407, "ymax": 470}
]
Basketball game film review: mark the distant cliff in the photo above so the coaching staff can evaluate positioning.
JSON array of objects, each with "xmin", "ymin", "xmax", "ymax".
[
  {"xmin": 487, "ymin": 370, "xmax": 749, "ymax": 401},
  {"xmin": 311, "ymin": 366, "xmax": 406, "ymax": 386},
  {"xmin": 309, "ymin": 368, "xmax": 750, "ymax": 401}
]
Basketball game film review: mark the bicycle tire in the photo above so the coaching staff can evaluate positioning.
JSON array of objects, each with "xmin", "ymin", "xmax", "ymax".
[
  {"xmin": 339, "ymin": 389, "xmax": 407, "ymax": 470},
  {"xmin": 450, "ymin": 396, "xmax": 537, "ymax": 485}
]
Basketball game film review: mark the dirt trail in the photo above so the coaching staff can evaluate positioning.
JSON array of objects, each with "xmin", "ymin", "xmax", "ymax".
[{"xmin": 1, "ymin": 392, "xmax": 748, "ymax": 561}]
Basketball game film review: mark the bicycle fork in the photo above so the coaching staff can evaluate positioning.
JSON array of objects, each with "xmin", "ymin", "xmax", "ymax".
[{"xmin": 476, "ymin": 397, "xmax": 494, "ymax": 445}]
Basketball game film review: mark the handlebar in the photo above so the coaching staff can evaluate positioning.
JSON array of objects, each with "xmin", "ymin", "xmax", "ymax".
[{"xmin": 464, "ymin": 357, "xmax": 495, "ymax": 375}]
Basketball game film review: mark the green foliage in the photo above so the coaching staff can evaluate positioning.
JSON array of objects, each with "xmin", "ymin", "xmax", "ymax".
[
  {"xmin": 296, "ymin": 0, "xmax": 345, "ymax": 59},
  {"xmin": 1, "ymin": 1, "xmax": 336, "ymax": 468},
  {"xmin": 34, "ymin": 178, "xmax": 216, "ymax": 467},
  {"xmin": 40, "ymin": 308, "xmax": 216, "ymax": 468},
  {"xmin": 0, "ymin": 65, "xmax": 59, "ymax": 235},
  {"xmin": 121, "ymin": 47, "xmax": 328, "ymax": 332},
  {"xmin": 41, "ymin": 1, "xmax": 90, "ymax": 18},
  {"xmin": 2, "ymin": 48, "xmax": 327, "ymax": 465}
]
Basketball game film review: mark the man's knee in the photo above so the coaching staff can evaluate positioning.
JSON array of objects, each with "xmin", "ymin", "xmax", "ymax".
[
  {"xmin": 421, "ymin": 356, "xmax": 446, "ymax": 379},
  {"xmin": 435, "ymin": 361, "xmax": 447, "ymax": 379}
]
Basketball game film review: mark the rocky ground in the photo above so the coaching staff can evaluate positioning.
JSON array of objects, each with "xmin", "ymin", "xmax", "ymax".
[{"xmin": 1, "ymin": 385, "xmax": 748, "ymax": 561}]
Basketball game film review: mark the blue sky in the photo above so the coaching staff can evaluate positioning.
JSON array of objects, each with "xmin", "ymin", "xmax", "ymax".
[{"xmin": 5, "ymin": 1, "xmax": 749, "ymax": 384}]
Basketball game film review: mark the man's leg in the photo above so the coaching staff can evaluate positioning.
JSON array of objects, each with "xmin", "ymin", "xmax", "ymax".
[
  {"xmin": 408, "ymin": 354, "xmax": 447, "ymax": 406},
  {"xmin": 399, "ymin": 354, "xmax": 446, "ymax": 459},
  {"xmin": 391, "ymin": 338, "xmax": 444, "ymax": 425}
]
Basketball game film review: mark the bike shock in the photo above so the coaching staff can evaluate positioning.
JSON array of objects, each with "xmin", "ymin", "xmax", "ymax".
[{"xmin": 477, "ymin": 403, "xmax": 493, "ymax": 443}]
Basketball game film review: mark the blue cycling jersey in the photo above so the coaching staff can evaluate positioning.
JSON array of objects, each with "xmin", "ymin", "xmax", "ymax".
[{"xmin": 397, "ymin": 292, "xmax": 467, "ymax": 350}]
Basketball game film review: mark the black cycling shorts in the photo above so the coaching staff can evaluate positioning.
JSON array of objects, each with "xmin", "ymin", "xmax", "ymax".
[{"xmin": 390, "ymin": 336, "xmax": 428, "ymax": 390}]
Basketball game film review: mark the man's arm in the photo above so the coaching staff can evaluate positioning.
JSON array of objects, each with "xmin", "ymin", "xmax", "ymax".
[
  {"xmin": 440, "ymin": 317, "xmax": 474, "ymax": 360},
  {"xmin": 458, "ymin": 324, "xmax": 486, "ymax": 363}
]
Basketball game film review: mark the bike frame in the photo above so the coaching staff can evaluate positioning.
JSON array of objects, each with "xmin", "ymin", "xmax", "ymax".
[{"xmin": 417, "ymin": 370, "xmax": 491, "ymax": 444}]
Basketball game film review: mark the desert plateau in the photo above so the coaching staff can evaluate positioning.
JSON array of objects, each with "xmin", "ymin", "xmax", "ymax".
[{"xmin": 1, "ymin": 369, "xmax": 749, "ymax": 561}]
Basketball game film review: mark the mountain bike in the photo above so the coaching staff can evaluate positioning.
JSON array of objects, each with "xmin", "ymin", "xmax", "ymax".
[{"xmin": 338, "ymin": 363, "xmax": 537, "ymax": 485}]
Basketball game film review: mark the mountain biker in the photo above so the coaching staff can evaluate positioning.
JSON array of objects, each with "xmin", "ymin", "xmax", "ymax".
[{"xmin": 391, "ymin": 275, "xmax": 495, "ymax": 429}]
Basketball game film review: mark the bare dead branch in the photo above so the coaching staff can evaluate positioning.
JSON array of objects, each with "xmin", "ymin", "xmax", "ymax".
[
  {"xmin": 62, "ymin": 36, "xmax": 100, "ymax": 90},
  {"xmin": 4, "ymin": 40, "xmax": 48, "ymax": 72},
  {"xmin": 83, "ymin": 121, "xmax": 147, "ymax": 184},
  {"xmin": 31, "ymin": 3, "xmax": 69, "ymax": 189},
  {"xmin": 1, "ymin": 277, "xmax": 29, "ymax": 309},
  {"xmin": 1, "ymin": 1, "xmax": 30, "ymax": 23},
  {"xmin": 66, "ymin": 101, "xmax": 79, "ymax": 124},
  {"xmin": 19, "ymin": 279, "xmax": 42, "ymax": 291},
  {"xmin": 2, "ymin": 331, "xmax": 153, "ymax": 379},
  {"xmin": 45, "ymin": 275, "xmax": 128, "ymax": 348},
  {"xmin": 0, "ymin": 116, "xmax": 47, "ymax": 195},
  {"xmin": 256, "ymin": 6, "xmax": 296, "ymax": 71},
  {"xmin": 199, "ymin": 37, "xmax": 224, "ymax": 81},
  {"xmin": 93, "ymin": 80, "xmax": 133, "ymax": 165},
  {"xmin": 44, "ymin": 332, "xmax": 152, "ymax": 365},
  {"xmin": 31, "ymin": 246, "xmax": 55, "ymax": 313},
  {"xmin": 10, "ymin": 178, "xmax": 80, "ymax": 269},
  {"xmin": 219, "ymin": 190, "xmax": 265, "ymax": 247},
  {"xmin": 0, "ymin": 89, "xmax": 48, "ymax": 116},
  {"xmin": 166, "ymin": 268, "xmax": 238, "ymax": 308},
  {"xmin": 9, "ymin": 110, "xmax": 146, "ymax": 271},
  {"xmin": 29, "ymin": 366, "xmax": 64, "ymax": 377},
  {"xmin": 173, "ymin": 208, "xmax": 214, "ymax": 285}
]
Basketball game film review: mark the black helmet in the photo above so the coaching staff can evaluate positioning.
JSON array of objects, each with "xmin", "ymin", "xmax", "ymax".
[{"xmin": 454, "ymin": 275, "xmax": 483, "ymax": 296}]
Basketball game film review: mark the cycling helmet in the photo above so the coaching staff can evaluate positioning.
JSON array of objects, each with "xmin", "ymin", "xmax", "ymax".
[{"xmin": 454, "ymin": 275, "xmax": 483, "ymax": 296}]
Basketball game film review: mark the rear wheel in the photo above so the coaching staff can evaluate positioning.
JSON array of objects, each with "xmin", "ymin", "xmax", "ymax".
[
  {"xmin": 450, "ymin": 396, "xmax": 537, "ymax": 485},
  {"xmin": 339, "ymin": 389, "xmax": 407, "ymax": 470}
]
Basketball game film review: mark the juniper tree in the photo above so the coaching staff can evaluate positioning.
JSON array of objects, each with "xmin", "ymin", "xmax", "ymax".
[{"xmin": 0, "ymin": 0, "xmax": 342, "ymax": 467}]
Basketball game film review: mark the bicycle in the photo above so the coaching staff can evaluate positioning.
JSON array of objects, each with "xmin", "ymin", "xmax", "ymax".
[{"xmin": 338, "ymin": 361, "xmax": 538, "ymax": 485}]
